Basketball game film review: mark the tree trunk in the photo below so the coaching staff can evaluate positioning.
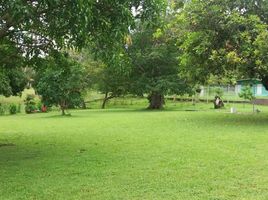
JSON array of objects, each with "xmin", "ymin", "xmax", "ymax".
[
  {"xmin": 60, "ymin": 101, "xmax": 66, "ymax": 115},
  {"xmin": 101, "ymin": 92, "xmax": 108, "ymax": 109},
  {"xmin": 81, "ymin": 100, "xmax": 86, "ymax": 109},
  {"xmin": 101, "ymin": 92, "xmax": 114, "ymax": 109},
  {"xmin": 61, "ymin": 107, "xmax": 66, "ymax": 115},
  {"xmin": 147, "ymin": 92, "xmax": 165, "ymax": 109}
]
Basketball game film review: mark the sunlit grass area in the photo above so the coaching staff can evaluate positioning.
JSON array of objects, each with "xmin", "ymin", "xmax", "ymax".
[{"xmin": 1, "ymin": 104, "xmax": 268, "ymax": 199}]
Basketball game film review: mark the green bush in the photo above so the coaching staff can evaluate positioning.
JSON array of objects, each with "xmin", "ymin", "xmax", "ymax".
[
  {"xmin": 17, "ymin": 104, "xmax": 21, "ymax": 113},
  {"xmin": 0, "ymin": 103, "xmax": 5, "ymax": 115},
  {"xmin": 24, "ymin": 94, "xmax": 37, "ymax": 114},
  {"xmin": 9, "ymin": 104, "xmax": 17, "ymax": 115},
  {"xmin": 239, "ymin": 85, "xmax": 255, "ymax": 101},
  {"xmin": 36, "ymin": 101, "xmax": 42, "ymax": 111}
]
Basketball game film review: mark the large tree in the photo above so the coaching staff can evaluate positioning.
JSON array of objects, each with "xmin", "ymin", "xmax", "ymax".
[
  {"xmin": 0, "ymin": 0, "xmax": 165, "ymax": 95},
  {"xmin": 0, "ymin": 0, "xmax": 165, "ymax": 51},
  {"xmin": 0, "ymin": 39, "xmax": 27, "ymax": 96},
  {"xmin": 128, "ymin": 24, "xmax": 190, "ymax": 109},
  {"xmin": 175, "ymin": 0, "xmax": 268, "ymax": 87}
]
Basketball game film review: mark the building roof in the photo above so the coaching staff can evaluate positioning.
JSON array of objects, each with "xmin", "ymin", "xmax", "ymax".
[{"xmin": 237, "ymin": 79, "xmax": 261, "ymax": 84}]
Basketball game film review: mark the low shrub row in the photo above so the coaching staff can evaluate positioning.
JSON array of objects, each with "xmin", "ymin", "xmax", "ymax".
[
  {"xmin": 0, "ymin": 103, "xmax": 21, "ymax": 115},
  {"xmin": 0, "ymin": 94, "xmax": 49, "ymax": 116},
  {"xmin": 24, "ymin": 94, "xmax": 48, "ymax": 114}
]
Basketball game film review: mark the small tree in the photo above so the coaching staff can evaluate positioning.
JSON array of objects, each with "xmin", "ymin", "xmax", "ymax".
[
  {"xmin": 239, "ymin": 85, "xmax": 255, "ymax": 111},
  {"xmin": 96, "ymin": 52, "xmax": 131, "ymax": 109},
  {"xmin": 24, "ymin": 94, "xmax": 37, "ymax": 114},
  {"xmin": 98, "ymin": 66, "xmax": 130, "ymax": 109},
  {"xmin": 70, "ymin": 49, "xmax": 130, "ymax": 109},
  {"xmin": 36, "ymin": 52, "xmax": 88, "ymax": 115}
]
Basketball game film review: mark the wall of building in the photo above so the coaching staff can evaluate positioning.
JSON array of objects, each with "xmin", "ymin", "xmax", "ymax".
[{"xmin": 236, "ymin": 81, "xmax": 268, "ymax": 97}]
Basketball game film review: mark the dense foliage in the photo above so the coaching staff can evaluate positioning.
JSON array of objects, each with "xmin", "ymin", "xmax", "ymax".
[
  {"xmin": 0, "ymin": 0, "xmax": 165, "ymax": 95},
  {"xmin": 175, "ymin": 0, "xmax": 268, "ymax": 88},
  {"xmin": 128, "ymin": 24, "xmax": 190, "ymax": 109},
  {"xmin": 239, "ymin": 85, "xmax": 255, "ymax": 102},
  {"xmin": 2, "ymin": 0, "xmax": 268, "ymax": 112},
  {"xmin": 98, "ymin": 64, "xmax": 130, "ymax": 109},
  {"xmin": 0, "ymin": 39, "xmax": 27, "ymax": 96},
  {"xmin": 36, "ymin": 52, "xmax": 88, "ymax": 115},
  {"xmin": 0, "ymin": 0, "xmax": 165, "ymax": 52}
]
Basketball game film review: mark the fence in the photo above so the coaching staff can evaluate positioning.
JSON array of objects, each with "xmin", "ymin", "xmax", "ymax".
[{"xmin": 199, "ymin": 85, "xmax": 239, "ymax": 102}]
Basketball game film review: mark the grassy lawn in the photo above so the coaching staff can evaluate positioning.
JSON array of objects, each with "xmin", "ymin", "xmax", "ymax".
[{"xmin": 1, "ymin": 104, "xmax": 268, "ymax": 199}]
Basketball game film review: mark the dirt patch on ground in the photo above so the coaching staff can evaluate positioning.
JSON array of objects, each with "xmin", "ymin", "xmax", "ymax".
[{"xmin": 253, "ymin": 99, "xmax": 268, "ymax": 105}]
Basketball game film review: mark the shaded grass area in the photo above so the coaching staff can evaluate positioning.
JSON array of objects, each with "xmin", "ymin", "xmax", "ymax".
[{"xmin": 0, "ymin": 105, "xmax": 268, "ymax": 199}]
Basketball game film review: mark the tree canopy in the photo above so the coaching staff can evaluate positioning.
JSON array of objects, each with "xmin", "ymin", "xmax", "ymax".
[
  {"xmin": 36, "ymin": 52, "xmax": 88, "ymax": 115},
  {"xmin": 128, "ymin": 23, "xmax": 190, "ymax": 109},
  {"xmin": 173, "ymin": 0, "xmax": 268, "ymax": 88},
  {"xmin": 0, "ymin": 0, "xmax": 165, "ymax": 96},
  {"xmin": 0, "ymin": 39, "xmax": 26, "ymax": 96}
]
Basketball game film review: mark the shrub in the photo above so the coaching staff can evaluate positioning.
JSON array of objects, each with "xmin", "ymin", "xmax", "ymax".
[
  {"xmin": 24, "ymin": 94, "xmax": 37, "ymax": 114},
  {"xmin": 9, "ymin": 104, "xmax": 17, "ymax": 115},
  {"xmin": 0, "ymin": 103, "xmax": 5, "ymax": 115},
  {"xmin": 36, "ymin": 101, "xmax": 42, "ymax": 111},
  {"xmin": 17, "ymin": 104, "xmax": 21, "ymax": 113},
  {"xmin": 239, "ymin": 85, "xmax": 255, "ymax": 101}
]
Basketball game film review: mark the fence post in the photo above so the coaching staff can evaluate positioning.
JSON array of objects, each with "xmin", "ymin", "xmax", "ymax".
[
  {"xmin": 207, "ymin": 86, "xmax": 209, "ymax": 104},
  {"xmin": 227, "ymin": 85, "xmax": 230, "ymax": 104}
]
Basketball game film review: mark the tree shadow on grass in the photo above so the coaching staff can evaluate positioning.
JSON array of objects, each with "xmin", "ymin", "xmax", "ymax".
[
  {"xmin": 41, "ymin": 108, "xmax": 160, "ymax": 118},
  {"xmin": 0, "ymin": 141, "xmax": 113, "ymax": 171},
  {"xmin": 0, "ymin": 143, "xmax": 15, "ymax": 148},
  {"xmin": 32, "ymin": 107, "xmax": 268, "ymax": 128},
  {"xmin": 195, "ymin": 112, "xmax": 268, "ymax": 128},
  {"xmin": 77, "ymin": 107, "xmax": 203, "ymax": 114}
]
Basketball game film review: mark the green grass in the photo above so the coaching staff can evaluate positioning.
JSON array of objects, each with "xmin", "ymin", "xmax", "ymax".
[{"xmin": 1, "ymin": 103, "xmax": 268, "ymax": 199}]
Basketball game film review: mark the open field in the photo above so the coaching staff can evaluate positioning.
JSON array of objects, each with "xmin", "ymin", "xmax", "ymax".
[{"xmin": 1, "ymin": 103, "xmax": 268, "ymax": 200}]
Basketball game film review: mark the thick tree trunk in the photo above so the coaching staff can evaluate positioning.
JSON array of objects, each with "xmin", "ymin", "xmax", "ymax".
[
  {"xmin": 147, "ymin": 92, "xmax": 165, "ymax": 109},
  {"xmin": 60, "ymin": 100, "xmax": 67, "ymax": 115}
]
